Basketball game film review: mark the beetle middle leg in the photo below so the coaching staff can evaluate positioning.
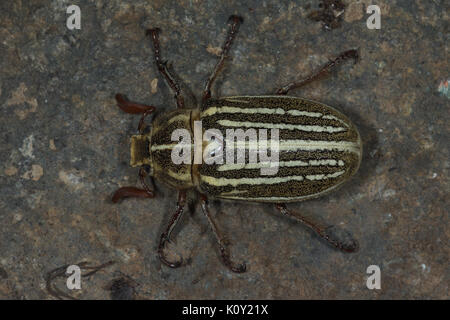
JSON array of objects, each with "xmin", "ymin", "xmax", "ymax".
[
  {"xmin": 202, "ymin": 15, "xmax": 243, "ymax": 105},
  {"xmin": 146, "ymin": 28, "xmax": 185, "ymax": 109},
  {"xmin": 275, "ymin": 204, "xmax": 358, "ymax": 252},
  {"xmin": 200, "ymin": 194, "xmax": 246, "ymax": 273},
  {"xmin": 276, "ymin": 49, "xmax": 359, "ymax": 95},
  {"xmin": 158, "ymin": 191, "xmax": 187, "ymax": 268}
]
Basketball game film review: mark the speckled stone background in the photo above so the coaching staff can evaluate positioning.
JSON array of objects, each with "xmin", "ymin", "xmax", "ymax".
[{"xmin": 0, "ymin": 0, "xmax": 448, "ymax": 299}]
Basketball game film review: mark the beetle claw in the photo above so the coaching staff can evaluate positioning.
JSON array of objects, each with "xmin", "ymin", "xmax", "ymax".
[
  {"xmin": 220, "ymin": 247, "xmax": 247, "ymax": 273},
  {"xmin": 145, "ymin": 28, "xmax": 161, "ymax": 37},
  {"xmin": 158, "ymin": 236, "xmax": 183, "ymax": 268}
]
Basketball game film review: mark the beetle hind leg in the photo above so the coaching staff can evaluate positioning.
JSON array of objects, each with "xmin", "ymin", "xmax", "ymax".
[
  {"xmin": 200, "ymin": 194, "xmax": 246, "ymax": 273},
  {"xmin": 276, "ymin": 49, "xmax": 359, "ymax": 95},
  {"xmin": 275, "ymin": 203, "xmax": 359, "ymax": 252},
  {"xmin": 158, "ymin": 191, "xmax": 187, "ymax": 268}
]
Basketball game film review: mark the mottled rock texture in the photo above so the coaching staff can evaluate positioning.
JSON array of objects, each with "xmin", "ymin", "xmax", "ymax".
[{"xmin": 0, "ymin": 0, "xmax": 448, "ymax": 299}]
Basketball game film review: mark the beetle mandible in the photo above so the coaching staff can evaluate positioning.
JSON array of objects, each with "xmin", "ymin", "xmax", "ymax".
[{"xmin": 112, "ymin": 15, "xmax": 361, "ymax": 273}]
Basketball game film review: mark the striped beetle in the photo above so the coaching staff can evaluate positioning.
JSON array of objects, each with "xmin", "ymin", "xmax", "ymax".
[{"xmin": 112, "ymin": 16, "xmax": 361, "ymax": 273}]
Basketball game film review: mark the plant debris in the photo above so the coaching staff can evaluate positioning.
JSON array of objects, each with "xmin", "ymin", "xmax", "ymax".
[{"xmin": 308, "ymin": 0, "xmax": 346, "ymax": 30}]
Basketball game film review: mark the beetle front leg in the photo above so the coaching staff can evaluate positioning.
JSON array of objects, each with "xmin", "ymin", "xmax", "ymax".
[
  {"xmin": 158, "ymin": 191, "xmax": 187, "ymax": 268},
  {"xmin": 275, "ymin": 204, "xmax": 358, "ymax": 252},
  {"xmin": 146, "ymin": 28, "xmax": 185, "ymax": 109},
  {"xmin": 276, "ymin": 49, "xmax": 359, "ymax": 95},
  {"xmin": 202, "ymin": 15, "xmax": 243, "ymax": 105},
  {"xmin": 200, "ymin": 194, "xmax": 246, "ymax": 273}
]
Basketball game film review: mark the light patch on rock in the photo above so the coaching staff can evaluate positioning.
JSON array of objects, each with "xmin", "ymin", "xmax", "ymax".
[
  {"xmin": 383, "ymin": 189, "xmax": 396, "ymax": 198},
  {"xmin": 344, "ymin": 2, "xmax": 364, "ymax": 22},
  {"xmin": 59, "ymin": 170, "xmax": 85, "ymax": 191},
  {"xmin": 438, "ymin": 79, "xmax": 449, "ymax": 98},
  {"xmin": 150, "ymin": 78, "xmax": 158, "ymax": 94},
  {"xmin": 13, "ymin": 212, "xmax": 23, "ymax": 223},
  {"xmin": 6, "ymin": 83, "xmax": 38, "ymax": 119},
  {"xmin": 116, "ymin": 246, "xmax": 139, "ymax": 263},
  {"xmin": 4, "ymin": 166, "xmax": 18, "ymax": 176},
  {"xmin": 19, "ymin": 135, "xmax": 35, "ymax": 159},
  {"xmin": 49, "ymin": 139, "xmax": 57, "ymax": 150},
  {"xmin": 22, "ymin": 164, "xmax": 44, "ymax": 181},
  {"xmin": 206, "ymin": 44, "xmax": 222, "ymax": 56},
  {"xmin": 420, "ymin": 264, "xmax": 430, "ymax": 273}
]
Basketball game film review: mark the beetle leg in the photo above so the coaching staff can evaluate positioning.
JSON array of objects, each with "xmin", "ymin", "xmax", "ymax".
[
  {"xmin": 275, "ymin": 204, "xmax": 359, "ymax": 252},
  {"xmin": 276, "ymin": 49, "xmax": 359, "ymax": 95},
  {"xmin": 115, "ymin": 93, "xmax": 155, "ymax": 133},
  {"xmin": 115, "ymin": 93, "xmax": 155, "ymax": 114},
  {"xmin": 112, "ymin": 167, "xmax": 155, "ymax": 203},
  {"xmin": 146, "ymin": 28, "xmax": 185, "ymax": 109},
  {"xmin": 158, "ymin": 191, "xmax": 187, "ymax": 268},
  {"xmin": 112, "ymin": 186, "xmax": 153, "ymax": 203},
  {"xmin": 200, "ymin": 194, "xmax": 246, "ymax": 273},
  {"xmin": 202, "ymin": 15, "xmax": 243, "ymax": 105}
]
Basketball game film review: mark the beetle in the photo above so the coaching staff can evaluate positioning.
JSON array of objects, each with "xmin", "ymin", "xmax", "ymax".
[{"xmin": 112, "ymin": 15, "xmax": 361, "ymax": 273}]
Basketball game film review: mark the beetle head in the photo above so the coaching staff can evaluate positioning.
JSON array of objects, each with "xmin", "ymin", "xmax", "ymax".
[{"xmin": 130, "ymin": 134, "xmax": 152, "ymax": 169}]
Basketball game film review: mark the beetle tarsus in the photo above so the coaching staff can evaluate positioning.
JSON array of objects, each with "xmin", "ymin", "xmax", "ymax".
[
  {"xmin": 157, "ymin": 191, "xmax": 187, "ymax": 269},
  {"xmin": 220, "ymin": 246, "xmax": 247, "ymax": 273},
  {"xmin": 146, "ymin": 27, "xmax": 185, "ymax": 109},
  {"xmin": 200, "ymin": 194, "xmax": 247, "ymax": 273},
  {"xmin": 276, "ymin": 48, "xmax": 359, "ymax": 95},
  {"xmin": 158, "ymin": 234, "xmax": 183, "ymax": 268},
  {"xmin": 322, "ymin": 225, "xmax": 359, "ymax": 252},
  {"xmin": 275, "ymin": 204, "xmax": 359, "ymax": 253}
]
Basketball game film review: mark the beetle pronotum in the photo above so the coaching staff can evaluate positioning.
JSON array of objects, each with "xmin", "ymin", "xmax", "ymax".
[{"xmin": 112, "ymin": 16, "xmax": 361, "ymax": 273}]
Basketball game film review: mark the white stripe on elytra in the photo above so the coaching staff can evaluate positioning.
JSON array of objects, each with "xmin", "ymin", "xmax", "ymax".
[
  {"xmin": 201, "ymin": 170, "xmax": 345, "ymax": 187},
  {"xmin": 277, "ymin": 140, "xmax": 360, "ymax": 154},
  {"xmin": 151, "ymin": 140, "xmax": 360, "ymax": 154},
  {"xmin": 150, "ymin": 143, "xmax": 191, "ymax": 151},
  {"xmin": 167, "ymin": 114, "xmax": 189, "ymax": 124},
  {"xmin": 216, "ymin": 119, "xmax": 346, "ymax": 133},
  {"xmin": 202, "ymin": 106, "xmax": 323, "ymax": 118},
  {"xmin": 217, "ymin": 159, "xmax": 345, "ymax": 171},
  {"xmin": 305, "ymin": 170, "xmax": 345, "ymax": 181},
  {"xmin": 201, "ymin": 175, "xmax": 304, "ymax": 187},
  {"xmin": 202, "ymin": 106, "xmax": 349, "ymax": 127}
]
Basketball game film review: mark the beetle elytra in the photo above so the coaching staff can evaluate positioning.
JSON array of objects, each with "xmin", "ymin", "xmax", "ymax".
[{"xmin": 112, "ymin": 15, "xmax": 361, "ymax": 273}]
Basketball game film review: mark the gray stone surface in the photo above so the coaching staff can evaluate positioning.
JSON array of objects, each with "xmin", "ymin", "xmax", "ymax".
[{"xmin": 0, "ymin": 0, "xmax": 448, "ymax": 299}]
